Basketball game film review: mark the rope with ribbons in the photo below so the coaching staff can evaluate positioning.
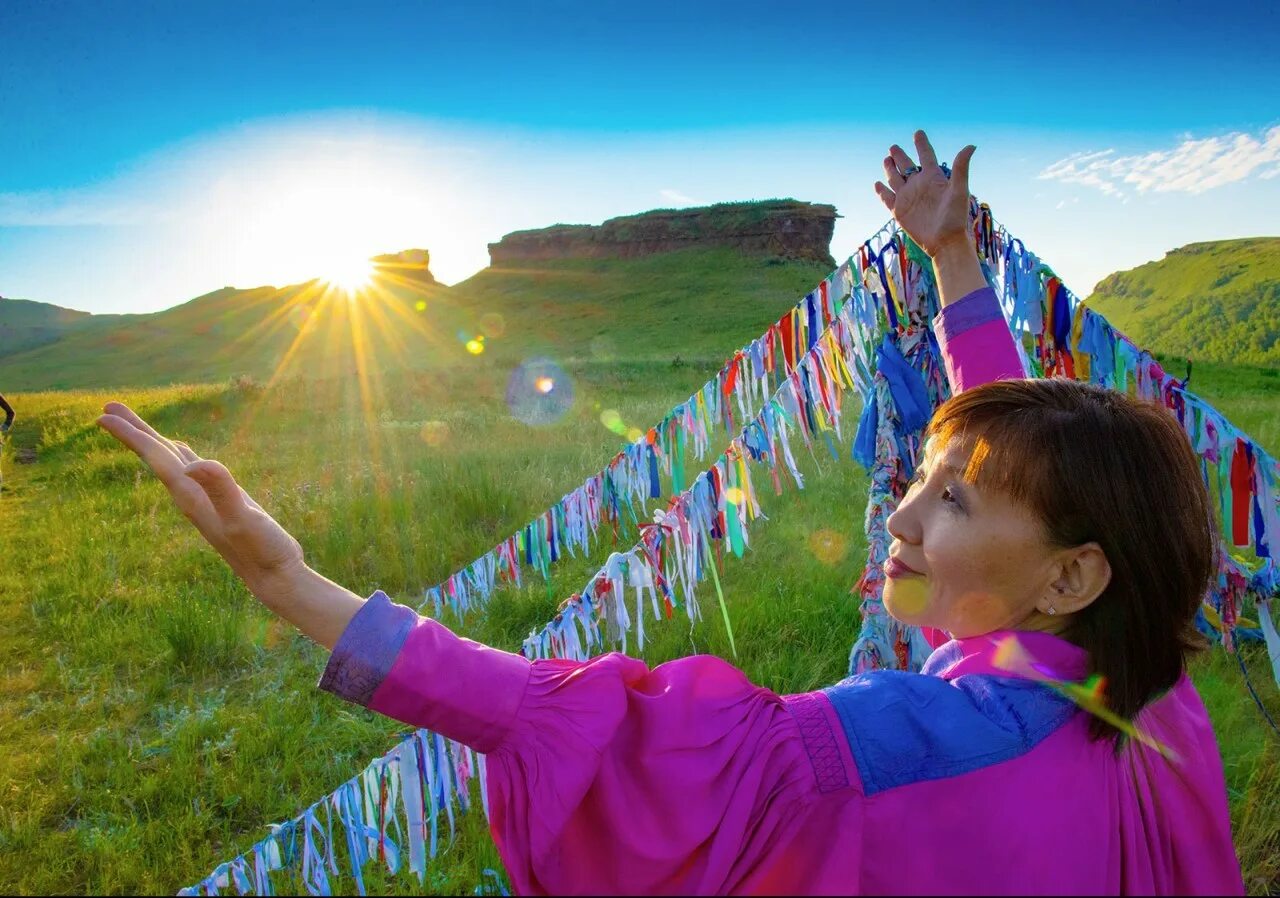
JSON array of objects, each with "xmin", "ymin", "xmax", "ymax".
[{"xmin": 412, "ymin": 230, "xmax": 886, "ymax": 622}]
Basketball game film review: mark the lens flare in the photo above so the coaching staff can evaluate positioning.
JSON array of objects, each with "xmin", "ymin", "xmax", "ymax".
[
  {"xmin": 991, "ymin": 633, "xmax": 1178, "ymax": 761},
  {"xmin": 466, "ymin": 339, "xmax": 485, "ymax": 355},
  {"xmin": 807, "ymin": 528, "xmax": 848, "ymax": 565},
  {"xmin": 420, "ymin": 420, "xmax": 450, "ymax": 447},
  {"xmin": 507, "ymin": 358, "xmax": 574, "ymax": 426},
  {"xmin": 600, "ymin": 409, "xmax": 627, "ymax": 436},
  {"xmin": 884, "ymin": 577, "xmax": 929, "ymax": 616},
  {"xmin": 480, "ymin": 312, "xmax": 507, "ymax": 338},
  {"xmin": 414, "ymin": 300, "xmax": 427, "ymax": 312}
]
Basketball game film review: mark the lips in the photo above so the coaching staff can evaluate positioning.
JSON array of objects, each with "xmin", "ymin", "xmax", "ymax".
[{"xmin": 884, "ymin": 556, "xmax": 923, "ymax": 579}]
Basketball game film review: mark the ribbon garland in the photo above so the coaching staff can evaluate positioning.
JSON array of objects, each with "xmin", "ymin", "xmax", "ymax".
[
  {"xmin": 181, "ymin": 202, "xmax": 1280, "ymax": 895},
  {"xmin": 416, "ymin": 235, "xmax": 873, "ymax": 622}
]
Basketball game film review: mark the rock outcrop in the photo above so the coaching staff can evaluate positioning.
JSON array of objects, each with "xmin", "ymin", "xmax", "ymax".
[
  {"xmin": 488, "ymin": 200, "xmax": 837, "ymax": 267},
  {"xmin": 371, "ymin": 249, "xmax": 435, "ymax": 283}
]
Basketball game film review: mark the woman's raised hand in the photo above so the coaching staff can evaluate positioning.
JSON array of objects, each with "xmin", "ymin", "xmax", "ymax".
[
  {"xmin": 97, "ymin": 402, "xmax": 305, "ymax": 592},
  {"xmin": 874, "ymin": 130, "xmax": 977, "ymax": 259}
]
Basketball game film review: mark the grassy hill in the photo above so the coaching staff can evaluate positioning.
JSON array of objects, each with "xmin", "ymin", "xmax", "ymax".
[
  {"xmin": 0, "ymin": 297, "xmax": 133, "ymax": 358},
  {"xmin": 1086, "ymin": 237, "xmax": 1280, "ymax": 366},
  {"xmin": 0, "ymin": 249, "xmax": 831, "ymax": 391},
  {"xmin": 0, "ymin": 277, "xmax": 452, "ymax": 392}
]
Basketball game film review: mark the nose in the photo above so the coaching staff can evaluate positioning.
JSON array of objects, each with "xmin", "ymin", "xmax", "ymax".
[{"xmin": 886, "ymin": 487, "xmax": 922, "ymax": 547}]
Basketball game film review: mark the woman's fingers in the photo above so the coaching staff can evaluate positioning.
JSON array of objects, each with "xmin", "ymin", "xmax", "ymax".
[
  {"xmin": 951, "ymin": 144, "xmax": 977, "ymax": 193},
  {"xmin": 100, "ymin": 401, "xmax": 269, "ymax": 516},
  {"xmin": 914, "ymin": 130, "xmax": 939, "ymax": 170},
  {"xmin": 97, "ymin": 413, "xmax": 232, "ymax": 542},
  {"xmin": 97, "ymin": 408, "xmax": 291, "ymax": 583},
  {"xmin": 172, "ymin": 440, "xmax": 201, "ymax": 465},
  {"xmin": 97, "ymin": 414, "xmax": 186, "ymax": 486},
  {"xmin": 874, "ymin": 181, "xmax": 897, "ymax": 210},
  {"xmin": 888, "ymin": 144, "xmax": 916, "ymax": 176},
  {"xmin": 183, "ymin": 460, "xmax": 250, "ymax": 524},
  {"xmin": 882, "ymin": 156, "xmax": 905, "ymax": 190},
  {"xmin": 103, "ymin": 402, "xmax": 184, "ymax": 464}
]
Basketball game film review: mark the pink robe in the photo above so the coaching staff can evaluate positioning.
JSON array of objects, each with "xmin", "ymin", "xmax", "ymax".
[{"xmin": 319, "ymin": 287, "xmax": 1244, "ymax": 895}]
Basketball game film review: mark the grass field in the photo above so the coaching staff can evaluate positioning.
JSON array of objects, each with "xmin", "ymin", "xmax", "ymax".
[{"xmin": 1, "ymin": 258, "xmax": 1278, "ymax": 893}]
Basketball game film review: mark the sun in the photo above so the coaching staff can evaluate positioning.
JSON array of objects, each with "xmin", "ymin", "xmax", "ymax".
[{"xmin": 324, "ymin": 256, "xmax": 373, "ymax": 293}]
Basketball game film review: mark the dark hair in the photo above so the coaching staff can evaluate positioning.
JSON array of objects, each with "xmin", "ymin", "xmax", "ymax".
[{"xmin": 926, "ymin": 378, "xmax": 1216, "ymax": 744}]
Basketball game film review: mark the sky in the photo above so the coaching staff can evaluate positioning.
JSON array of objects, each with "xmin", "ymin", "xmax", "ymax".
[{"xmin": 2, "ymin": 0, "xmax": 1278, "ymax": 315}]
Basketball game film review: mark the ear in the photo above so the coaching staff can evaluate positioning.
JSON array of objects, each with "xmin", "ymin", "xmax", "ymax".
[{"xmin": 1042, "ymin": 542, "xmax": 1111, "ymax": 615}]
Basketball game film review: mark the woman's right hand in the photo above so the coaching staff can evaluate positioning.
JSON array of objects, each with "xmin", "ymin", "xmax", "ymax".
[
  {"xmin": 874, "ymin": 130, "xmax": 976, "ymax": 260},
  {"xmin": 97, "ymin": 402, "xmax": 305, "ymax": 592},
  {"xmin": 98, "ymin": 402, "xmax": 366, "ymax": 649}
]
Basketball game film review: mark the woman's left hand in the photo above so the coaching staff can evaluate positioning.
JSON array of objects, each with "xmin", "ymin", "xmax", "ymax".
[{"xmin": 874, "ymin": 130, "xmax": 976, "ymax": 260}]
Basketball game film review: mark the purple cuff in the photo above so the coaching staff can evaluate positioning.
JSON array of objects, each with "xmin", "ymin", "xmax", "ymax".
[
  {"xmin": 318, "ymin": 590, "xmax": 417, "ymax": 707},
  {"xmin": 931, "ymin": 286, "xmax": 1002, "ymax": 344}
]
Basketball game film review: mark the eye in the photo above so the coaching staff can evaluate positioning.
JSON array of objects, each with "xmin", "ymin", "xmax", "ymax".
[
  {"xmin": 941, "ymin": 483, "xmax": 965, "ymax": 511},
  {"xmin": 907, "ymin": 467, "xmax": 928, "ymax": 489}
]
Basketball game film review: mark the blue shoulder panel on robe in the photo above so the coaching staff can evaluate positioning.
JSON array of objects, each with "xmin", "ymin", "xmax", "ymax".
[{"xmin": 822, "ymin": 665, "xmax": 1078, "ymax": 797}]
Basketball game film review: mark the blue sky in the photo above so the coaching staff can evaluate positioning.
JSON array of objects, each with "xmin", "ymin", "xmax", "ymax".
[{"xmin": 2, "ymin": 0, "xmax": 1278, "ymax": 313}]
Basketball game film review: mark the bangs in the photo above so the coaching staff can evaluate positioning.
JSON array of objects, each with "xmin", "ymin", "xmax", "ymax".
[{"xmin": 924, "ymin": 384, "xmax": 1080, "ymax": 537}]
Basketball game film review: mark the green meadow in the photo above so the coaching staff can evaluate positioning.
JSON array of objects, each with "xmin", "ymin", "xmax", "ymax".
[{"xmin": 1, "ymin": 250, "xmax": 1278, "ymax": 894}]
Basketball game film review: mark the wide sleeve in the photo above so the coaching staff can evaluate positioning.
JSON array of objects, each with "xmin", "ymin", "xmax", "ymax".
[
  {"xmin": 932, "ymin": 285, "xmax": 1026, "ymax": 392},
  {"xmin": 317, "ymin": 590, "xmax": 533, "ymax": 752},
  {"xmin": 484, "ymin": 652, "xmax": 816, "ymax": 895},
  {"xmin": 318, "ymin": 593, "xmax": 817, "ymax": 895}
]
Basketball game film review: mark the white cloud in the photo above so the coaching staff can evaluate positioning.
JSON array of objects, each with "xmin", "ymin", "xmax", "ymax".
[
  {"xmin": 1038, "ymin": 126, "xmax": 1280, "ymax": 198},
  {"xmin": 658, "ymin": 188, "xmax": 705, "ymax": 206}
]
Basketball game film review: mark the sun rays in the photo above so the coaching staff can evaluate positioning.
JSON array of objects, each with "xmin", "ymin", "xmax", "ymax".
[
  {"xmin": 221, "ymin": 262, "xmax": 471, "ymax": 500},
  {"xmin": 324, "ymin": 256, "xmax": 374, "ymax": 294}
]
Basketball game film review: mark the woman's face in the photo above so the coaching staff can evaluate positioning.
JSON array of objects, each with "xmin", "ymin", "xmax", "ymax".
[{"xmin": 883, "ymin": 438, "xmax": 1060, "ymax": 638}]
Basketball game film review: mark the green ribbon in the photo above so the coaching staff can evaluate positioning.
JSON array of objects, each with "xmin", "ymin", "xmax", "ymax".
[
  {"xmin": 672, "ymin": 421, "xmax": 686, "ymax": 494},
  {"xmin": 700, "ymin": 528, "xmax": 737, "ymax": 659},
  {"xmin": 723, "ymin": 464, "xmax": 746, "ymax": 559}
]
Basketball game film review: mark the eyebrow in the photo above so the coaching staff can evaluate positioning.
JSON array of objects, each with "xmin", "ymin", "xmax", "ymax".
[
  {"xmin": 920, "ymin": 460, "xmax": 966, "ymax": 477},
  {"xmin": 920, "ymin": 461, "xmax": 975, "ymax": 500}
]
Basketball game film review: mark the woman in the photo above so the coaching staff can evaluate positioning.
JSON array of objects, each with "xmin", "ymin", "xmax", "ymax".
[{"xmin": 98, "ymin": 132, "xmax": 1243, "ymax": 895}]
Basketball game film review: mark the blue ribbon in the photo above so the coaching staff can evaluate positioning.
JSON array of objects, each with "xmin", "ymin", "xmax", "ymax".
[{"xmin": 874, "ymin": 335, "xmax": 931, "ymax": 432}]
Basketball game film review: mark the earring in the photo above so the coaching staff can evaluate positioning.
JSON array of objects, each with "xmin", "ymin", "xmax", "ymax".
[{"xmin": 1047, "ymin": 605, "xmax": 1057, "ymax": 616}]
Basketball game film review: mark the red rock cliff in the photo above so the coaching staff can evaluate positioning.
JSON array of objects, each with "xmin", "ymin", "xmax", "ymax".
[{"xmin": 488, "ymin": 200, "xmax": 837, "ymax": 267}]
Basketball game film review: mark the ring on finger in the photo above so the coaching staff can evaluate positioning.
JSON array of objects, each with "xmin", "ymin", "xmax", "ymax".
[{"xmin": 901, "ymin": 165, "xmax": 923, "ymax": 180}]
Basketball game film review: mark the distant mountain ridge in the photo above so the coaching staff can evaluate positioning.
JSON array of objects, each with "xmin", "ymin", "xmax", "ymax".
[
  {"xmin": 0, "ymin": 246, "xmax": 834, "ymax": 392},
  {"xmin": 3, "ymin": 204, "xmax": 1276, "ymax": 392},
  {"xmin": 1085, "ymin": 237, "xmax": 1280, "ymax": 367},
  {"xmin": 0, "ymin": 201, "xmax": 839, "ymax": 392},
  {"xmin": 0, "ymin": 297, "xmax": 133, "ymax": 357}
]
